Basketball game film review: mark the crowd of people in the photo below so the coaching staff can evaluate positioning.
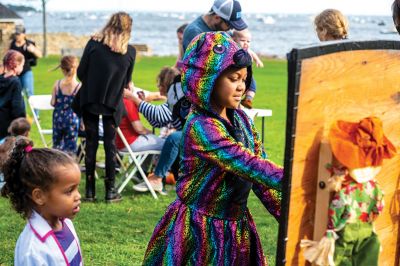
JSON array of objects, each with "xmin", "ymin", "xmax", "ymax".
[{"xmin": 0, "ymin": 0, "xmax": 398, "ymax": 264}]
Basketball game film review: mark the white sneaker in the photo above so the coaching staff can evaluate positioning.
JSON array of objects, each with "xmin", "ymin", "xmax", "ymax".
[{"xmin": 133, "ymin": 181, "xmax": 167, "ymax": 195}]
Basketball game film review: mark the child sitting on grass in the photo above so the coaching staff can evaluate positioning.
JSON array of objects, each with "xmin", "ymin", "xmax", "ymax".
[{"xmin": 1, "ymin": 137, "xmax": 83, "ymax": 265}]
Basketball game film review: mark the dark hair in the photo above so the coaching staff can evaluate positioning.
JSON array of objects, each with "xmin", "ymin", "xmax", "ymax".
[
  {"xmin": 393, "ymin": 0, "xmax": 400, "ymax": 34},
  {"xmin": 177, "ymin": 23, "xmax": 188, "ymax": 33},
  {"xmin": 8, "ymin": 117, "xmax": 31, "ymax": 137},
  {"xmin": 0, "ymin": 137, "xmax": 16, "ymax": 170},
  {"xmin": 1, "ymin": 137, "xmax": 77, "ymax": 219}
]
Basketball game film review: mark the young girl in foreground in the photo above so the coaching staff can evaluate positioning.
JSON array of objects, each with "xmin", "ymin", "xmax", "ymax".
[
  {"xmin": 143, "ymin": 32, "xmax": 283, "ymax": 265},
  {"xmin": 1, "ymin": 137, "xmax": 83, "ymax": 265}
]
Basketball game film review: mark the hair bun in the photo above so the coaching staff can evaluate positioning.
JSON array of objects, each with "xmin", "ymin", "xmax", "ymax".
[{"xmin": 233, "ymin": 49, "xmax": 252, "ymax": 68}]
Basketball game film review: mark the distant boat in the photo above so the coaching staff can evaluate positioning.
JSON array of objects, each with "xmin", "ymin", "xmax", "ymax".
[
  {"xmin": 88, "ymin": 14, "xmax": 97, "ymax": 20},
  {"xmin": 259, "ymin": 16, "xmax": 276, "ymax": 25},
  {"xmin": 61, "ymin": 13, "xmax": 76, "ymax": 20},
  {"xmin": 380, "ymin": 28, "xmax": 397, "ymax": 34},
  {"xmin": 377, "ymin": 21, "xmax": 386, "ymax": 26}
]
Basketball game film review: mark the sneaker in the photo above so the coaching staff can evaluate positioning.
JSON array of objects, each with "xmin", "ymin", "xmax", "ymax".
[
  {"xmin": 241, "ymin": 98, "xmax": 253, "ymax": 109},
  {"xmin": 133, "ymin": 180, "xmax": 167, "ymax": 195},
  {"xmin": 165, "ymin": 172, "xmax": 176, "ymax": 185},
  {"xmin": 131, "ymin": 175, "xmax": 143, "ymax": 183},
  {"xmin": 96, "ymin": 162, "xmax": 106, "ymax": 169}
]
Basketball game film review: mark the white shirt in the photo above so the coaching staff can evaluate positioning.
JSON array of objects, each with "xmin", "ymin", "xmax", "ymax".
[{"xmin": 15, "ymin": 211, "xmax": 83, "ymax": 266}]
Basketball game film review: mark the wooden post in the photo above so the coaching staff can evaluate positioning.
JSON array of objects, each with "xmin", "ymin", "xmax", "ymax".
[{"xmin": 313, "ymin": 140, "xmax": 332, "ymax": 241}]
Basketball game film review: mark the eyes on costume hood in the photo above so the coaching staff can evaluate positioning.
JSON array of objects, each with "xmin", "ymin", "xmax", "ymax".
[{"xmin": 181, "ymin": 31, "xmax": 252, "ymax": 112}]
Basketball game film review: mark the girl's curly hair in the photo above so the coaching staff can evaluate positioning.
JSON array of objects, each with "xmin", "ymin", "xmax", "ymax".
[{"xmin": 1, "ymin": 137, "xmax": 77, "ymax": 219}]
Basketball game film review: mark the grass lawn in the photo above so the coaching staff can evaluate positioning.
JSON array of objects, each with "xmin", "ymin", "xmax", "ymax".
[{"xmin": 0, "ymin": 55, "xmax": 287, "ymax": 265}]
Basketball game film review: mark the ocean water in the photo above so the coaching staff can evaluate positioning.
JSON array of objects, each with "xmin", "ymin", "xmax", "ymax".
[{"xmin": 19, "ymin": 11, "xmax": 399, "ymax": 57}]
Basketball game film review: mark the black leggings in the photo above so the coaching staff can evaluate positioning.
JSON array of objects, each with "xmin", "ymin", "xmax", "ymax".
[{"xmin": 83, "ymin": 112, "xmax": 116, "ymax": 180}]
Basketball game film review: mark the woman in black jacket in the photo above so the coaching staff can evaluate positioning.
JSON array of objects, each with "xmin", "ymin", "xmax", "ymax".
[
  {"xmin": 77, "ymin": 12, "xmax": 136, "ymax": 203},
  {"xmin": 0, "ymin": 50, "xmax": 26, "ymax": 140}
]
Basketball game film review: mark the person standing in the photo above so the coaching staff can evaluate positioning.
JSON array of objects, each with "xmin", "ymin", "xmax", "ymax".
[
  {"xmin": 0, "ymin": 50, "xmax": 26, "ymax": 140},
  {"xmin": 143, "ymin": 32, "xmax": 282, "ymax": 265},
  {"xmin": 182, "ymin": 0, "xmax": 248, "ymax": 51},
  {"xmin": 51, "ymin": 56, "xmax": 81, "ymax": 154},
  {"xmin": 76, "ymin": 12, "xmax": 136, "ymax": 203},
  {"xmin": 314, "ymin": 9, "xmax": 349, "ymax": 41},
  {"xmin": 10, "ymin": 25, "xmax": 42, "ymax": 102}
]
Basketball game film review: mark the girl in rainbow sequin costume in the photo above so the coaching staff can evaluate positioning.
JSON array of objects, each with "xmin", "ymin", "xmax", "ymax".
[{"xmin": 143, "ymin": 32, "xmax": 283, "ymax": 265}]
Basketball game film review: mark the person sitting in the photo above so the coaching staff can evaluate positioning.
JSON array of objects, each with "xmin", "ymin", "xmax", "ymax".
[
  {"xmin": 116, "ymin": 97, "xmax": 165, "ymax": 193},
  {"xmin": 124, "ymin": 67, "xmax": 189, "ymax": 193},
  {"xmin": 0, "ymin": 50, "xmax": 26, "ymax": 140},
  {"xmin": 116, "ymin": 97, "xmax": 165, "ymax": 153}
]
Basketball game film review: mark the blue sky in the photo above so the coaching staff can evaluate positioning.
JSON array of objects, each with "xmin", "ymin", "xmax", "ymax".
[{"xmin": 7, "ymin": 0, "xmax": 395, "ymax": 16}]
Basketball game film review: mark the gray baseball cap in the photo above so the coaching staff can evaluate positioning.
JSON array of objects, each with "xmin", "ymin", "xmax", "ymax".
[{"xmin": 212, "ymin": 0, "xmax": 247, "ymax": 30}]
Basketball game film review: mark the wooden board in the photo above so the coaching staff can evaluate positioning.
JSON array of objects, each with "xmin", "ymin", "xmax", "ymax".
[{"xmin": 277, "ymin": 41, "xmax": 400, "ymax": 266}]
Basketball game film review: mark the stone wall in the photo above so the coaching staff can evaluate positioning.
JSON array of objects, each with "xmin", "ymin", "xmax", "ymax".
[
  {"xmin": 26, "ymin": 32, "xmax": 90, "ymax": 56},
  {"xmin": 0, "ymin": 22, "xmax": 17, "ymax": 56},
  {"xmin": 24, "ymin": 33, "xmax": 152, "ymax": 56}
]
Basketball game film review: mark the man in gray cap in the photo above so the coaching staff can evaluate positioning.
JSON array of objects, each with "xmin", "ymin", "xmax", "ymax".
[{"xmin": 182, "ymin": 0, "xmax": 247, "ymax": 51}]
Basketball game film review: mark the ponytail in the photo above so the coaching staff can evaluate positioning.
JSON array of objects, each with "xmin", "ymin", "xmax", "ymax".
[{"xmin": 1, "ymin": 137, "xmax": 77, "ymax": 219}]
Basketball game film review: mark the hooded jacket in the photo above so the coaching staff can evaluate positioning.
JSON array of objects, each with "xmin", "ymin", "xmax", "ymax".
[
  {"xmin": 0, "ymin": 74, "xmax": 26, "ymax": 139},
  {"xmin": 143, "ymin": 32, "xmax": 283, "ymax": 266},
  {"xmin": 179, "ymin": 32, "xmax": 282, "ymax": 219}
]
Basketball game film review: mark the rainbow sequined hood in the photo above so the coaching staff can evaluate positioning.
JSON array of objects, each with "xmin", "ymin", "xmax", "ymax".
[{"xmin": 181, "ymin": 31, "xmax": 252, "ymax": 113}]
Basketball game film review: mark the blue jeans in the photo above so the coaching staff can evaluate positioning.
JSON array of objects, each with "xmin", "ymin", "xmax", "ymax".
[
  {"xmin": 19, "ymin": 70, "xmax": 34, "ymax": 98},
  {"xmin": 19, "ymin": 70, "xmax": 38, "ymax": 116},
  {"xmin": 125, "ymin": 134, "xmax": 165, "ymax": 152},
  {"xmin": 154, "ymin": 130, "xmax": 182, "ymax": 178},
  {"xmin": 0, "ymin": 173, "xmax": 4, "ymax": 189}
]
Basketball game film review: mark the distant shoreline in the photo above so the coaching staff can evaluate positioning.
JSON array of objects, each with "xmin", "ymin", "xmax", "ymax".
[{"xmin": 26, "ymin": 32, "xmax": 283, "ymax": 58}]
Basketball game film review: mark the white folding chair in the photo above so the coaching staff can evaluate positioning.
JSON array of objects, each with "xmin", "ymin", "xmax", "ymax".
[
  {"xmin": 116, "ymin": 127, "xmax": 161, "ymax": 199},
  {"xmin": 28, "ymin": 95, "xmax": 54, "ymax": 147}
]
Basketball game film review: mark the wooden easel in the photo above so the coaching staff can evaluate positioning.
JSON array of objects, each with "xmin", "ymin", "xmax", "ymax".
[{"xmin": 313, "ymin": 140, "xmax": 333, "ymax": 241}]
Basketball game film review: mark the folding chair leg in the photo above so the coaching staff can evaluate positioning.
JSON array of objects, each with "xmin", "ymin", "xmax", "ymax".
[{"xmin": 115, "ymin": 127, "xmax": 158, "ymax": 199}]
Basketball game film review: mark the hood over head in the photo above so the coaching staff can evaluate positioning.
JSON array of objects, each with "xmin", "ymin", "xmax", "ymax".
[{"xmin": 181, "ymin": 31, "xmax": 252, "ymax": 112}]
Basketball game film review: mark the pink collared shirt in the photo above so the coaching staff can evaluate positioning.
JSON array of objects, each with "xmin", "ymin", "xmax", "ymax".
[{"xmin": 14, "ymin": 211, "xmax": 83, "ymax": 266}]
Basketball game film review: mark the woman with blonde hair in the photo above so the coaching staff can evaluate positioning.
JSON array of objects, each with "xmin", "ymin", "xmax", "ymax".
[
  {"xmin": 76, "ymin": 11, "xmax": 136, "ymax": 203},
  {"xmin": 314, "ymin": 9, "xmax": 349, "ymax": 41}
]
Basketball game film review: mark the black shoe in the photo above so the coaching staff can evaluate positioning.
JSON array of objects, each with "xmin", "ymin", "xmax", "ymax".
[
  {"xmin": 105, "ymin": 178, "xmax": 122, "ymax": 203},
  {"xmin": 84, "ymin": 175, "xmax": 96, "ymax": 202}
]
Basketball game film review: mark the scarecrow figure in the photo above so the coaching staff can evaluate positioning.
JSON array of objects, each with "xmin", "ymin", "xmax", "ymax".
[{"xmin": 301, "ymin": 116, "xmax": 397, "ymax": 266}]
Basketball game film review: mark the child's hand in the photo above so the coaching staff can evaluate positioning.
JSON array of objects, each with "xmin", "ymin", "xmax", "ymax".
[
  {"xmin": 127, "ymin": 81, "xmax": 134, "ymax": 91},
  {"xmin": 123, "ymin": 89, "xmax": 136, "ymax": 100},
  {"xmin": 255, "ymin": 60, "xmax": 264, "ymax": 68}
]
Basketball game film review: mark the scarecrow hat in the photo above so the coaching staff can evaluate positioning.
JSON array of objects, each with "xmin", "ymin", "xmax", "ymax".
[{"xmin": 329, "ymin": 116, "xmax": 397, "ymax": 169}]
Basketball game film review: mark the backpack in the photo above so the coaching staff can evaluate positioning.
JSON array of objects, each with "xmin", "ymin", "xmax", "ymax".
[{"xmin": 167, "ymin": 75, "xmax": 191, "ymax": 126}]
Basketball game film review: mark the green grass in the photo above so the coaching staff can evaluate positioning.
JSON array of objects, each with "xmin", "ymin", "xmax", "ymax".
[{"xmin": 0, "ymin": 56, "xmax": 287, "ymax": 265}]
